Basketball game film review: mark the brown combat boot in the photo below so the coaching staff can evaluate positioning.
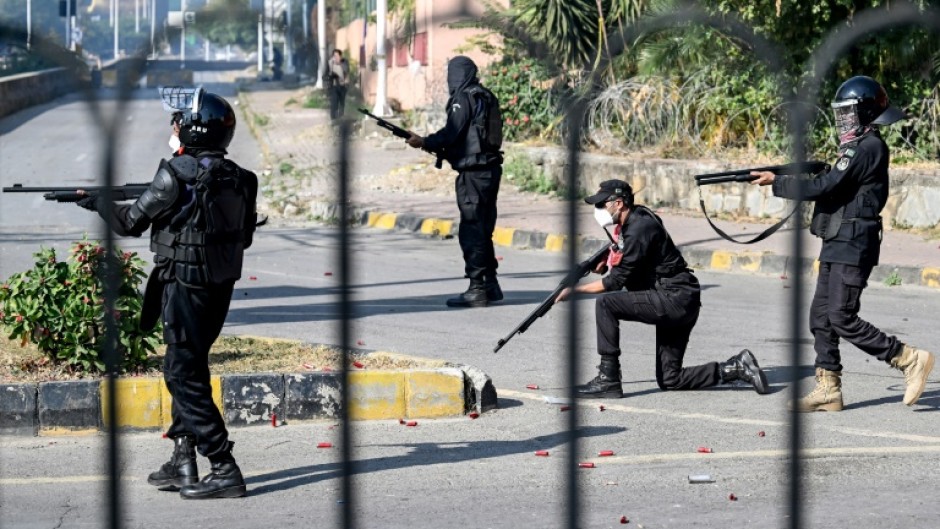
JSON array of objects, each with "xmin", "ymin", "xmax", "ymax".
[
  {"xmin": 890, "ymin": 345, "xmax": 935, "ymax": 406},
  {"xmin": 788, "ymin": 368, "xmax": 843, "ymax": 412}
]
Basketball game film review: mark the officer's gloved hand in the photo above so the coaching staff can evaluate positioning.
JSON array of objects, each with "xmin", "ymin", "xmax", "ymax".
[{"xmin": 76, "ymin": 195, "xmax": 99, "ymax": 211}]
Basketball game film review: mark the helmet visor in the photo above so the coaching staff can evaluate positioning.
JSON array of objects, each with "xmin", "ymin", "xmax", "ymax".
[
  {"xmin": 158, "ymin": 86, "xmax": 204, "ymax": 113},
  {"xmin": 831, "ymin": 99, "xmax": 860, "ymax": 137}
]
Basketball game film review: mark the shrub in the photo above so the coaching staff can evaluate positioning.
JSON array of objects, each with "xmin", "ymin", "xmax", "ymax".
[
  {"xmin": 503, "ymin": 150, "xmax": 558, "ymax": 195},
  {"xmin": 0, "ymin": 239, "xmax": 161, "ymax": 373},
  {"xmin": 481, "ymin": 58, "xmax": 560, "ymax": 142}
]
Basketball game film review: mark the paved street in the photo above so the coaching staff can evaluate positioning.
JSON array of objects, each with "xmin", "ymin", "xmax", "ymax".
[{"xmin": 2, "ymin": 87, "xmax": 940, "ymax": 528}]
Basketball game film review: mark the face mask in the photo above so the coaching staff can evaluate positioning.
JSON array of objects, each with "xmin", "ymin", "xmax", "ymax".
[
  {"xmin": 168, "ymin": 134, "xmax": 181, "ymax": 152},
  {"xmin": 594, "ymin": 205, "xmax": 616, "ymax": 228}
]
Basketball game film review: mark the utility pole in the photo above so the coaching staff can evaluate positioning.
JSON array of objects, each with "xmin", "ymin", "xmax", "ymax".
[
  {"xmin": 26, "ymin": 0, "xmax": 31, "ymax": 49},
  {"xmin": 135, "ymin": 0, "xmax": 140, "ymax": 33},
  {"xmin": 285, "ymin": 0, "xmax": 294, "ymax": 74},
  {"xmin": 113, "ymin": 0, "xmax": 119, "ymax": 58},
  {"xmin": 65, "ymin": 0, "xmax": 71, "ymax": 49},
  {"xmin": 150, "ymin": 0, "xmax": 156, "ymax": 57},
  {"xmin": 302, "ymin": 0, "xmax": 307, "ymax": 40},
  {"xmin": 314, "ymin": 0, "xmax": 325, "ymax": 89},
  {"xmin": 372, "ymin": 0, "xmax": 389, "ymax": 116},
  {"xmin": 257, "ymin": 10, "xmax": 263, "ymax": 73},
  {"xmin": 180, "ymin": 0, "xmax": 186, "ymax": 67}
]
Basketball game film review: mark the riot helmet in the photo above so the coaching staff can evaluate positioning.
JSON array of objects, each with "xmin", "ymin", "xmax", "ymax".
[
  {"xmin": 159, "ymin": 86, "xmax": 236, "ymax": 150},
  {"xmin": 831, "ymin": 76, "xmax": 906, "ymax": 138}
]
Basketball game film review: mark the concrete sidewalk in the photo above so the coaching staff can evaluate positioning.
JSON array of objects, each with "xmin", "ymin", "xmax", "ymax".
[{"xmin": 238, "ymin": 84, "xmax": 940, "ymax": 289}]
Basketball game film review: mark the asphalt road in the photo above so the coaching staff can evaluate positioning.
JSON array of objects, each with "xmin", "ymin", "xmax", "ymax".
[{"xmin": 2, "ymin": 88, "xmax": 940, "ymax": 529}]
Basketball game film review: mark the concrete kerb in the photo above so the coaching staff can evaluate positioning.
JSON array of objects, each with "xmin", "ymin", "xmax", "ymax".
[
  {"xmin": 0, "ymin": 351, "xmax": 496, "ymax": 436},
  {"xmin": 347, "ymin": 206, "xmax": 940, "ymax": 289}
]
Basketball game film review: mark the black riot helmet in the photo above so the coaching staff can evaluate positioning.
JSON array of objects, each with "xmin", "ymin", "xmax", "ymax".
[
  {"xmin": 159, "ymin": 86, "xmax": 236, "ymax": 150},
  {"xmin": 831, "ymin": 76, "xmax": 906, "ymax": 137}
]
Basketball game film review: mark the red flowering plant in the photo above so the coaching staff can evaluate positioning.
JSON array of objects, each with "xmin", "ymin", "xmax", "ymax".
[
  {"xmin": 481, "ymin": 57, "xmax": 559, "ymax": 142},
  {"xmin": 0, "ymin": 237, "xmax": 160, "ymax": 373}
]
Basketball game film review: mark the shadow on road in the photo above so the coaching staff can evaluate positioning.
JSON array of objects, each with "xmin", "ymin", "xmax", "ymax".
[{"xmin": 244, "ymin": 425, "xmax": 626, "ymax": 496}]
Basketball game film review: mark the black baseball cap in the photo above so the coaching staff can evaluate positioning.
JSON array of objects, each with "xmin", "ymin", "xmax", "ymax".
[{"xmin": 584, "ymin": 179, "xmax": 634, "ymax": 205}]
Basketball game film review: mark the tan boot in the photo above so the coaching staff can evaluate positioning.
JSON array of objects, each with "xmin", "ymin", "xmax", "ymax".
[
  {"xmin": 788, "ymin": 368, "xmax": 843, "ymax": 412},
  {"xmin": 890, "ymin": 345, "xmax": 935, "ymax": 406}
]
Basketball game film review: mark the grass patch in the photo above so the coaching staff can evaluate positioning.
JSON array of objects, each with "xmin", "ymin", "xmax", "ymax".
[
  {"xmin": 303, "ymin": 90, "xmax": 328, "ymax": 109},
  {"xmin": 279, "ymin": 161, "xmax": 295, "ymax": 175},
  {"xmin": 883, "ymin": 271, "xmax": 903, "ymax": 287},
  {"xmin": 253, "ymin": 113, "xmax": 271, "ymax": 127},
  {"xmin": 284, "ymin": 97, "xmax": 299, "ymax": 107},
  {"xmin": 1, "ymin": 335, "xmax": 433, "ymax": 382},
  {"xmin": 503, "ymin": 150, "xmax": 558, "ymax": 195}
]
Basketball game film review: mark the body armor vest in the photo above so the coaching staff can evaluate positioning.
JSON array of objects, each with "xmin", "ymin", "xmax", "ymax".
[{"xmin": 151, "ymin": 156, "xmax": 250, "ymax": 285}]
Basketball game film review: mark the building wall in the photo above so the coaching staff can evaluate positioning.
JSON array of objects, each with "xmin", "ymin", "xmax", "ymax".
[{"xmin": 335, "ymin": 0, "xmax": 506, "ymax": 111}]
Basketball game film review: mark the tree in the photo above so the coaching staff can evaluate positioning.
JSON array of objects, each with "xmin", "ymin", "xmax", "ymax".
[{"xmin": 190, "ymin": 0, "xmax": 258, "ymax": 49}]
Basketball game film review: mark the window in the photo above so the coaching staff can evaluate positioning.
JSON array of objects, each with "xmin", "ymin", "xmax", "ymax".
[{"xmin": 413, "ymin": 32, "xmax": 428, "ymax": 66}]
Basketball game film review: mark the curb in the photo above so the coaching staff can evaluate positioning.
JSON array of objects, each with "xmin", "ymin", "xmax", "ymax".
[
  {"xmin": 354, "ymin": 207, "xmax": 940, "ymax": 289},
  {"xmin": 0, "ymin": 361, "xmax": 496, "ymax": 436}
]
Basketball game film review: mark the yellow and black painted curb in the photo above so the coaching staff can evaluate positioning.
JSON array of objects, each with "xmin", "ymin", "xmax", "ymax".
[
  {"xmin": 0, "ymin": 362, "xmax": 496, "ymax": 437},
  {"xmin": 360, "ymin": 210, "xmax": 940, "ymax": 289}
]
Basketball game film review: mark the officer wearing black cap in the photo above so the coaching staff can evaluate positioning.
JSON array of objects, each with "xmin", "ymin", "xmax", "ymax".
[
  {"xmin": 554, "ymin": 179, "xmax": 769, "ymax": 398},
  {"xmin": 751, "ymin": 75, "xmax": 934, "ymax": 412}
]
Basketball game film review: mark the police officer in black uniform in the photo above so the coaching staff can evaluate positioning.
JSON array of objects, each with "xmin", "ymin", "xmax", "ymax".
[
  {"xmin": 555, "ymin": 180, "xmax": 769, "ymax": 398},
  {"xmin": 406, "ymin": 56, "xmax": 504, "ymax": 307},
  {"xmin": 77, "ymin": 88, "xmax": 258, "ymax": 498},
  {"xmin": 750, "ymin": 76, "xmax": 934, "ymax": 411}
]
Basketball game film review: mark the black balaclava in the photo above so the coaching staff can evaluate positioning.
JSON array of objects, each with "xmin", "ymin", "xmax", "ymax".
[{"xmin": 446, "ymin": 56, "xmax": 479, "ymax": 103}]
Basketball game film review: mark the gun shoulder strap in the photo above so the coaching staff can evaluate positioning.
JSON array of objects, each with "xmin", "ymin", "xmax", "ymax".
[{"xmin": 698, "ymin": 196, "xmax": 798, "ymax": 245}]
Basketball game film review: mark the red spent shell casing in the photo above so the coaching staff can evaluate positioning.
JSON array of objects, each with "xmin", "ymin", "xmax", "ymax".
[
  {"xmin": 578, "ymin": 462, "xmax": 595, "ymax": 468},
  {"xmin": 324, "ymin": 272, "xmax": 333, "ymax": 276},
  {"xmin": 271, "ymin": 414, "xmax": 278, "ymax": 427},
  {"xmin": 560, "ymin": 406, "xmax": 571, "ymax": 412},
  {"xmin": 534, "ymin": 450, "xmax": 549, "ymax": 457},
  {"xmin": 352, "ymin": 361, "xmax": 364, "ymax": 368},
  {"xmin": 598, "ymin": 450, "xmax": 614, "ymax": 457},
  {"xmin": 758, "ymin": 430, "xmax": 766, "ymax": 437},
  {"xmin": 405, "ymin": 421, "xmax": 418, "ymax": 427},
  {"xmin": 468, "ymin": 412, "xmax": 480, "ymax": 419},
  {"xmin": 317, "ymin": 442, "xmax": 332, "ymax": 448},
  {"xmin": 620, "ymin": 515, "xmax": 629, "ymax": 524},
  {"xmin": 599, "ymin": 405, "xmax": 606, "ymax": 411},
  {"xmin": 161, "ymin": 433, "xmax": 168, "ymax": 439},
  {"xmin": 697, "ymin": 446, "xmax": 713, "ymax": 453},
  {"xmin": 356, "ymin": 340, "xmax": 365, "ymax": 346},
  {"xmin": 728, "ymin": 493, "xmax": 738, "ymax": 501},
  {"xmin": 249, "ymin": 276, "xmax": 257, "ymax": 280},
  {"xmin": 398, "ymin": 418, "xmax": 405, "ymax": 424},
  {"xmin": 526, "ymin": 384, "xmax": 539, "ymax": 390}
]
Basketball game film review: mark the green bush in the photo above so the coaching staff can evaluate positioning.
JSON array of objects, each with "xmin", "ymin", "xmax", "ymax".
[
  {"xmin": 0, "ymin": 239, "xmax": 161, "ymax": 373},
  {"xmin": 482, "ymin": 58, "xmax": 560, "ymax": 142},
  {"xmin": 304, "ymin": 90, "xmax": 329, "ymax": 109},
  {"xmin": 503, "ymin": 150, "xmax": 558, "ymax": 195}
]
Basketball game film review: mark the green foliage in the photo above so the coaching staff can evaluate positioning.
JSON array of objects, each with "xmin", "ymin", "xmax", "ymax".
[
  {"xmin": 191, "ymin": 0, "xmax": 258, "ymax": 49},
  {"xmin": 0, "ymin": 239, "xmax": 161, "ymax": 374},
  {"xmin": 883, "ymin": 270, "xmax": 903, "ymax": 287},
  {"xmin": 279, "ymin": 161, "xmax": 295, "ymax": 175},
  {"xmin": 503, "ymin": 150, "xmax": 558, "ymax": 194},
  {"xmin": 482, "ymin": 57, "xmax": 561, "ymax": 141},
  {"xmin": 303, "ymin": 90, "xmax": 328, "ymax": 109},
  {"xmin": 253, "ymin": 113, "xmax": 270, "ymax": 127}
]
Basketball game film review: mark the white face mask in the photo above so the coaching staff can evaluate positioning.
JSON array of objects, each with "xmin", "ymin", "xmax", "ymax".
[
  {"xmin": 168, "ymin": 134, "xmax": 181, "ymax": 152},
  {"xmin": 594, "ymin": 205, "xmax": 616, "ymax": 228}
]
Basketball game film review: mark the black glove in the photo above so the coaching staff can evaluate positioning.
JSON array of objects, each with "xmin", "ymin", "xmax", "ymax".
[{"xmin": 76, "ymin": 195, "xmax": 99, "ymax": 211}]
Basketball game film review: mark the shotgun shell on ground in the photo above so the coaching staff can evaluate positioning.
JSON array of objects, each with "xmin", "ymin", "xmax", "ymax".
[
  {"xmin": 468, "ymin": 412, "xmax": 480, "ymax": 419},
  {"xmin": 560, "ymin": 406, "xmax": 571, "ymax": 411},
  {"xmin": 578, "ymin": 462, "xmax": 595, "ymax": 468},
  {"xmin": 729, "ymin": 493, "xmax": 737, "ymax": 501},
  {"xmin": 526, "ymin": 384, "xmax": 539, "ymax": 390},
  {"xmin": 317, "ymin": 442, "xmax": 332, "ymax": 448},
  {"xmin": 352, "ymin": 361, "xmax": 364, "ymax": 368},
  {"xmin": 619, "ymin": 516, "xmax": 629, "ymax": 524},
  {"xmin": 535, "ymin": 450, "xmax": 549, "ymax": 457},
  {"xmin": 697, "ymin": 446, "xmax": 713, "ymax": 453},
  {"xmin": 405, "ymin": 421, "xmax": 418, "ymax": 427},
  {"xmin": 598, "ymin": 450, "xmax": 614, "ymax": 457}
]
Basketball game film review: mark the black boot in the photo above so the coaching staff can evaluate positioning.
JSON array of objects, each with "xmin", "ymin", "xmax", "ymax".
[
  {"xmin": 719, "ymin": 349, "xmax": 770, "ymax": 395},
  {"xmin": 179, "ymin": 443, "xmax": 246, "ymax": 499},
  {"xmin": 147, "ymin": 435, "xmax": 198, "ymax": 491},
  {"xmin": 576, "ymin": 356, "xmax": 623, "ymax": 399},
  {"xmin": 446, "ymin": 280, "xmax": 489, "ymax": 308},
  {"xmin": 484, "ymin": 276, "xmax": 503, "ymax": 302}
]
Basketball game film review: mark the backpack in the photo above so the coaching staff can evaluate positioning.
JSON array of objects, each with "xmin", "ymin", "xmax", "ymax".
[{"xmin": 466, "ymin": 86, "xmax": 503, "ymax": 153}]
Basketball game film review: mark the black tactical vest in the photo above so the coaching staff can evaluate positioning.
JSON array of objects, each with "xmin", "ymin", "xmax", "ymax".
[{"xmin": 151, "ymin": 156, "xmax": 251, "ymax": 285}]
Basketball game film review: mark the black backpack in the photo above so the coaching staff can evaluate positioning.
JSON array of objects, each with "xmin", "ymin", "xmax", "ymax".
[{"xmin": 467, "ymin": 86, "xmax": 503, "ymax": 153}]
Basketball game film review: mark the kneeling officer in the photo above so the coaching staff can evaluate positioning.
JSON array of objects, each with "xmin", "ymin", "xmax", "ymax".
[{"xmin": 555, "ymin": 180, "xmax": 769, "ymax": 398}]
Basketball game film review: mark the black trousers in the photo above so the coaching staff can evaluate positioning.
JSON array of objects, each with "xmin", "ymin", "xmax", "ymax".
[
  {"xmin": 329, "ymin": 85, "xmax": 347, "ymax": 120},
  {"xmin": 162, "ymin": 279, "xmax": 234, "ymax": 460},
  {"xmin": 595, "ymin": 273, "xmax": 720, "ymax": 390},
  {"xmin": 811, "ymin": 262, "xmax": 901, "ymax": 371},
  {"xmin": 455, "ymin": 166, "xmax": 501, "ymax": 282}
]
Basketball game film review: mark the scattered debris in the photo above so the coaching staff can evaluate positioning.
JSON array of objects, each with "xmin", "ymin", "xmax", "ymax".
[
  {"xmin": 352, "ymin": 361, "xmax": 364, "ymax": 369},
  {"xmin": 543, "ymin": 396, "xmax": 571, "ymax": 405},
  {"xmin": 728, "ymin": 493, "xmax": 738, "ymax": 501},
  {"xmin": 605, "ymin": 481, "xmax": 618, "ymax": 486},
  {"xmin": 468, "ymin": 412, "xmax": 480, "ymax": 419},
  {"xmin": 560, "ymin": 405, "xmax": 571, "ymax": 412},
  {"xmin": 356, "ymin": 340, "xmax": 365, "ymax": 346},
  {"xmin": 526, "ymin": 384, "xmax": 540, "ymax": 390},
  {"xmin": 620, "ymin": 515, "xmax": 629, "ymax": 524},
  {"xmin": 689, "ymin": 474, "xmax": 715, "ymax": 484},
  {"xmin": 249, "ymin": 276, "xmax": 258, "ymax": 280},
  {"xmin": 758, "ymin": 430, "xmax": 766, "ymax": 437},
  {"xmin": 398, "ymin": 418, "xmax": 405, "ymax": 425},
  {"xmin": 599, "ymin": 405, "xmax": 606, "ymax": 411},
  {"xmin": 324, "ymin": 272, "xmax": 333, "ymax": 276},
  {"xmin": 697, "ymin": 446, "xmax": 713, "ymax": 453},
  {"xmin": 578, "ymin": 462, "xmax": 595, "ymax": 468},
  {"xmin": 161, "ymin": 433, "xmax": 168, "ymax": 439},
  {"xmin": 317, "ymin": 442, "xmax": 332, "ymax": 448},
  {"xmin": 535, "ymin": 450, "xmax": 549, "ymax": 457},
  {"xmin": 405, "ymin": 420, "xmax": 418, "ymax": 427},
  {"xmin": 598, "ymin": 450, "xmax": 614, "ymax": 457}
]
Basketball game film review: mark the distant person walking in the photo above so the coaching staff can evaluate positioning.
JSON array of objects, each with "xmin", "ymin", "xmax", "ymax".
[{"xmin": 326, "ymin": 49, "xmax": 349, "ymax": 120}]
